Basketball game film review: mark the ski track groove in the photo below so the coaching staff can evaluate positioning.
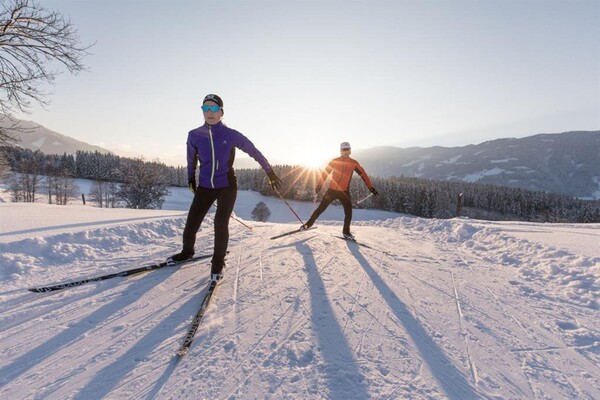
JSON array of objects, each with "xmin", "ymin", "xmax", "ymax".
[
  {"xmin": 339, "ymin": 260, "xmax": 369, "ymax": 345},
  {"xmin": 1, "ymin": 258, "xmax": 207, "ymax": 340},
  {"xmin": 159, "ymin": 235, "xmax": 323, "ymax": 396},
  {"xmin": 450, "ymin": 270, "xmax": 478, "ymax": 387},
  {"xmin": 453, "ymin": 250, "xmax": 533, "ymax": 338},
  {"xmin": 351, "ymin": 235, "xmax": 494, "ymax": 399},
  {"xmin": 446, "ymin": 240, "xmax": 599, "ymax": 399},
  {"xmin": 219, "ymin": 242, "xmax": 338, "ymax": 398},
  {"xmin": 233, "ymin": 245, "xmax": 242, "ymax": 316},
  {"xmin": 220, "ymin": 293, "xmax": 307, "ymax": 394},
  {"xmin": 258, "ymin": 248, "xmax": 263, "ymax": 282},
  {"xmin": 3, "ymin": 220, "xmax": 598, "ymax": 399},
  {"xmin": 52, "ymin": 273, "xmax": 197, "ymax": 397},
  {"xmin": 223, "ymin": 314, "xmax": 313, "ymax": 399}
]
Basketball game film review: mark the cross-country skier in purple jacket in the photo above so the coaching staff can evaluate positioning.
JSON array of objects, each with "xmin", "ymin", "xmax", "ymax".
[{"xmin": 167, "ymin": 94, "xmax": 281, "ymax": 283}]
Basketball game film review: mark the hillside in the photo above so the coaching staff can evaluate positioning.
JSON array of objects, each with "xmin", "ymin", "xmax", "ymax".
[
  {"xmin": 354, "ymin": 131, "xmax": 600, "ymax": 199},
  {"xmin": 0, "ymin": 192, "xmax": 599, "ymax": 399},
  {"xmin": 0, "ymin": 117, "xmax": 112, "ymax": 156},
  {"xmin": 3, "ymin": 116, "xmax": 598, "ymax": 199}
]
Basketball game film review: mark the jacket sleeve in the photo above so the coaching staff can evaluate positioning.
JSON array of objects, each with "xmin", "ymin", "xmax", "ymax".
[
  {"xmin": 186, "ymin": 133, "xmax": 198, "ymax": 180},
  {"xmin": 232, "ymin": 131, "xmax": 273, "ymax": 173},
  {"xmin": 354, "ymin": 161, "xmax": 373, "ymax": 189}
]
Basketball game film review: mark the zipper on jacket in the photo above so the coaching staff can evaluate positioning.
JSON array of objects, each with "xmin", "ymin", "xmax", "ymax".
[
  {"xmin": 209, "ymin": 126, "xmax": 216, "ymax": 188},
  {"xmin": 340, "ymin": 157, "xmax": 347, "ymax": 189}
]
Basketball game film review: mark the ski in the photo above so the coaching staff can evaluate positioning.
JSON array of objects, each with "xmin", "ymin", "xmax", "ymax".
[
  {"xmin": 335, "ymin": 235, "xmax": 388, "ymax": 253},
  {"xmin": 177, "ymin": 280, "xmax": 218, "ymax": 357},
  {"xmin": 270, "ymin": 226, "xmax": 317, "ymax": 240},
  {"xmin": 28, "ymin": 253, "xmax": 213, "ymax": 293}
]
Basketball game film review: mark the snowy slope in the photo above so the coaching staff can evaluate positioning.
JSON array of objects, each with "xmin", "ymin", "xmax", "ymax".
[{"xmin": 0, "ymin": 191, "xmax": 599, "ymax": 400}]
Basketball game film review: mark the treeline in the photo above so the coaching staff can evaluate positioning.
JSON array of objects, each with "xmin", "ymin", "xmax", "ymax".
[
  {"xmin": 1, "ymin": 147, "xmax": 172, "ymax": 209},
  {"xmin": 2, "ymin": 146, "xmax": 599, "ymax": 222},
  {"xmin": 236, "ymin": 166, "xmax": 600, "ymax": 223},
  {"xmin": 1, "ymin": 147, "xmax": 188, "ymax": 186}
]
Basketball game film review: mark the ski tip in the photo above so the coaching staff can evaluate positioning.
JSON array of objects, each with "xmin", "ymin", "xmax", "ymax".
[{"xmin": 176, "ymin": 349, "xmax": 188, "ymax": 357}]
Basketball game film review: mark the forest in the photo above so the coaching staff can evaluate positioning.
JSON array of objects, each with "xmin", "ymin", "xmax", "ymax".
[{"xmin": 2, "ymin": 147, "xmax": 599, "ymax": 223}]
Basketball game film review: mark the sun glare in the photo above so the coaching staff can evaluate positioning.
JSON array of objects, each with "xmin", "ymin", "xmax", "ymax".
[{"xmin": 301, "ymin": 153, "xmax": 328, "ymax": 170}]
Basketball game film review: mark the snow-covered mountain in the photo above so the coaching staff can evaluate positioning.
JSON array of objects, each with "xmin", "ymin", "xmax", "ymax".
[
  {"xmin": 3, "ymin": 116, "xmax": 598, "ymax": 199},
  {"xmin": 354, "ymin": 131, "xmax": 600, "ymax": 199},
  {"xmin": 0, "ymin": 116, "xmax": 112, "ymax": 156},
  {"xmin": 0, "ymin": 188, "xmax": 599, "ymax": 399}
]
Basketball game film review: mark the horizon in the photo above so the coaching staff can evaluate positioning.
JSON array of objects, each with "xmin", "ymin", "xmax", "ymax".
[{"xmin": 9, "ymin": 115, "xmax": 599, "ymax": 169}]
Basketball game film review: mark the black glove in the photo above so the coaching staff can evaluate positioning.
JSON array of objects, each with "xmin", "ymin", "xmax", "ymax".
[
  {"xmin": 188, "ymin": 178, "xmax": 197, "ymax": 193},
  {"xmin": 315, "ymin": 184, "xmax": 322, "ymax": 193},
  {"xmin": 267, "ymin": 171, "xmax": 282, "ymax": 191},
  {"xmin": 369, "ymin": 187, "xmax": 379, "ymax": 196}
]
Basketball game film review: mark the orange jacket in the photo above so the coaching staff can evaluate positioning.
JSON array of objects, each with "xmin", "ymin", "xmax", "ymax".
[{"xmin": 320, "ymin": 156, "xmax": 373, "ymax": 192}]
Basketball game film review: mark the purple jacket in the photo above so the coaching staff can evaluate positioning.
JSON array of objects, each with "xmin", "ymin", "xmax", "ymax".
[{"xmin": 187, "ymin": 121, "xmax": 273, "ymax": 189}]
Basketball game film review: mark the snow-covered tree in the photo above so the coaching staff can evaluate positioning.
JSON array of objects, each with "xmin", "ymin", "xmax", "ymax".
[
  {"xmin": 251, "ymin": 201, "xmax": 271, "ymax": 222},
  {"xmin": 117, "ymin": 158, "xmax": 169, "ymax": 209}
]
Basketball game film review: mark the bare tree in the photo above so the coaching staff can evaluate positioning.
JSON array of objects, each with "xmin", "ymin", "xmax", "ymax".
[
  {"xmin": 89, "ymin": 180, "xmax": 120, "ymax": 208},
  {"xmin": 53, "ymin": 173, "xmax": 78, "ymax": 205},
  {"xmin": 44, "ymin": 171, "xmax": 56, "ymax": 203},
  {"xmin": 8, "ymin": 170, "xmax": 39, "ymax": 201},
  {"xmin": 45, "ymin": 170, "xmax": 78, "ymax": 204},
  {"xmin": 0, "ymin": 0, "xmax": 91, "ymax": 176},
  {"xmin": 8, "ymin": 152, "xmax": 41, "ymax": 201},
  {"xmin": 0, "ymin": 0, "xmax": 92, "ymax": 115},
  {"xmin": 89, "ymin": 180, "xmax": 105, "ymax": 207}
]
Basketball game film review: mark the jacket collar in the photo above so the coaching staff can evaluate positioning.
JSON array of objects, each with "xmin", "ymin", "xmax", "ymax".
[{"xmin": 205, "ymin": 121, "xmax": 225, "ymax": 130}]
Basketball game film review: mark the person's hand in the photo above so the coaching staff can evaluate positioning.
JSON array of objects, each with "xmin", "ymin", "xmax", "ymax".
[
  {"xmin": 188, "ymin": 178, "xmax": 197, "ymax": 193},
  {"xmin": 369, "ymin": 187, "xmax": 379, "ymax": 196},
  {"xmin": 315, "ymin": 184, "xmax": 322, "ymax": 193},
  {"xmin": 267, "ymin": 171, "xmax": 282, "ymax": 191}
]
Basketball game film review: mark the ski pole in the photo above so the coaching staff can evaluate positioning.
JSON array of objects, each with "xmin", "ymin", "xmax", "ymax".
[
  {"xmin": 355, "ymin": 192, "xmax": 374, "ymax": 206},
  {"xmin": 274, "ymin": 188, "xmax": 306, "ymax": 225},
  {"xmin": 231, "ymin": 213, "xmax": 253, "ymax": 230},
  {"xmin": 211, "ymin": 203, "xmax": 253, "ymax": 230}
]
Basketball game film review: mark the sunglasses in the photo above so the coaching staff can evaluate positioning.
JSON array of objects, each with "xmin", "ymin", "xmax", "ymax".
[
  {"xmin": 202, "ymin": 105, "xmax": 221, "ymax": 112},
  {"xmin": 341, "ymin": 148, "xmax": 351, "ymax": 151}
]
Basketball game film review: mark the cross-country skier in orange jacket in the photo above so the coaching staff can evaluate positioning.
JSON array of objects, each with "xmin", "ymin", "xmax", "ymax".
[{"xmin": 301, "ymin": 142, "xmax": 378, "ymax": 240}]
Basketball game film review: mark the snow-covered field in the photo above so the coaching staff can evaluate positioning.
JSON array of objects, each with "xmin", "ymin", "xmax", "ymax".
[{"xmin": 0, "ymin": 186, "xmax": 599, "ymax": 399}]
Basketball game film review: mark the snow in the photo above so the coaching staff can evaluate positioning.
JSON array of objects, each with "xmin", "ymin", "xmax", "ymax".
[
  {"xmin": 1, "ymin": 187, "xmax": 599, "ymax": 399},
  {"xmin": 30, "ymin": 137, "xmax": 46, "ymax": 148},
  {"xmin": 439, "ymin": 155, "xmax": 462, "ymax": 165},
  {"xmin": 462, "ymin": 168, "xmax": 506, "ymax": 183},
  {"xmin": 402, "ymin": 155, "xmax": 431, "ymax": 168},
  {"xmin": 490, "ymin": 158, "xmax": 518, "ymax": 164}
]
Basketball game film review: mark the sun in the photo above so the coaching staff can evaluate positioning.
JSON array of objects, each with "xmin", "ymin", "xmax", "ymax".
[{"xmin": 300, "ymin": 152, "xmax": 328, "ymax": 170}]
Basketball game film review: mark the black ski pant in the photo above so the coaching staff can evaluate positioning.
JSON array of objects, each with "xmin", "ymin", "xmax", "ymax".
[
  {"xmin": 306, "ymin": 189, "xmax": 353, "ymax": 234},
  {"xmin": 181, "ymin": 184, "xmax": 237, "ymax": 274}
]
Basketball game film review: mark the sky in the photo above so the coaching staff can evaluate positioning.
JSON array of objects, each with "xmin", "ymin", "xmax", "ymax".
[{"xmin": 13, "ymin": 0, "xmax": 600, "ymax": 168}]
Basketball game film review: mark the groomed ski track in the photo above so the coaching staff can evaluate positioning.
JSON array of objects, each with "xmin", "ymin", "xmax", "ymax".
[{"xmin": 0, "ymin": 210, "xmax": 599, "ymax": 399}]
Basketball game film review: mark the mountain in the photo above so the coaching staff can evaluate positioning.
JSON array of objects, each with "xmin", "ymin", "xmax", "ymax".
[
  {"xmin": 0, "ymin": 191, "xmax": 598, "ymax": 399},
  {"xmin": 0, "ymin": 116, "xmax": 112, "ymax": 155},
  {"xmin": 3, "ymin": 116, "xmax": 598, "ymax": 199},
  {"xmin": 353, "ymin": 131, "xmax": 600, "ymax": 199}
]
